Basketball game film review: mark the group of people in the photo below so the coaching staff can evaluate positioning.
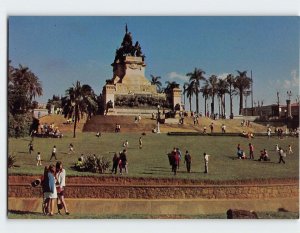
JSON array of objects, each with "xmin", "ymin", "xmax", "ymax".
[
  {"xmin": 167, "ymin": 148, "xmax": 211, "ymax": 175},
  {"xmin": 115, "ymin": 124, "xmax": 121, "ymax": 133},
  {"xmin": 36, "ymin": 122, "xmax": 63, "ymax": 138},
  {"xmin": 111, "ymin": 149, "xmax": 128, "ymax": 175},
  {"xmin": 41, "ymin": 161, "xmax": 69, "ymax": 216},
  {"xmin": 236, "ymin": 142, "xmax": 293, "ymax": 164}
]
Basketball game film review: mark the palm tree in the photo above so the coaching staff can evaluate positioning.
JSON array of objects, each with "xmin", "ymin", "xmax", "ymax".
[
  {"xmin": 217, "ymin": 78, "xmax": 229, "ymax": 117},
  {"xmin": 183, "ymin": 82, "xmax": 189, "ymax": 108},
  {"xmin": 201, "ymin": 82, "xmax": 210, "ymax": 116},
  {"xmin": 226, "ymin": 74, "xmax": 235, "ymax": 118},
  {"xmin": 186, "ymin": 68, "xmax": 205, "ymax": 113},
  {"xmin": 185, "ymin": 81, "xmax": 195, "ymax": 112},
  {"xmin": 150, "ymin": 75, "xmax": 162, "ymax": 92},
  {"xmin": 206, "ymin": 75, "xmax": 218, "ymax": 115},
  {"xmin": 234, "ymin": 70, "xmax": 252, "ymax": 115},
  {"xmin": 63, "ymin": 81, "xmax": 98, "ymax": 138}
]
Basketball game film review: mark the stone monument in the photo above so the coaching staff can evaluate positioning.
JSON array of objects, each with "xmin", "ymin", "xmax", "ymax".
[{"xmin": 102, "ymin": 25, "xmax": 181, "ymax": 115}]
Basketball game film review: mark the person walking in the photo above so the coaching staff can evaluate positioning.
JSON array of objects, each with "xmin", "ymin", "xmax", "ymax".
[
  {"xmin": 55, "ymin": 161, "xmax": 70, "ymax": 215},
  {"xmin": 184, "ymin": 150, "xmax": 192, "ymax": 173},
  {"xmin": 36, "ymin": 152, "xmax": 42, "ymax": 166},
  {"xmin": 278, "ymin": 147, "xmax": 286, "ymax": 164},
  {"xmin": 28, "ymin": 141, "xmax": 34, "ymax": 154},
  {"xmin": 210, "ymin": 122, "xmax": 214, "ymax": 133},
  {"xmin": 204, "ymin": 152, "xmax": 210, "ymax": 173},
  {"xmin": 288, "ymin": 145, "xmax": 293, "ymax": 154},
  {"xmin": 139, "ymin": 137, "xmax": 142, "ymax": 149},
  {"xmin": 111, "ymin": 153, "xmax": 119, "ymax": 174},
  {"xmin": 119, "ymin": 149, "xmax": 128, "ymax": 174},
  {"xmin": 49, "ymin": 145, "xmax": 58, "ymax": 161},
  {"xmin": 68, "ymin": 143, "xmax": 74, "ymax": 154},
  {"xmin": 249, "ymin": 143, "xmax": 254, "ymax": 160}
]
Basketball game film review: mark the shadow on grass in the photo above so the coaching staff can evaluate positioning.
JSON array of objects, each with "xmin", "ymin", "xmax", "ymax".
[{"xmin": 8, "ymin": 209, "xmax": 42, "ymax": 216}]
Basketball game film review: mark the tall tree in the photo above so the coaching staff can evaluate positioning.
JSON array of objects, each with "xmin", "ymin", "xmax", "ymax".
[
  {"xmin": 217, "ymin": 78, "xmax": 229, "ymax": 117},
  {"xmin": 201, "ymin": 82, "xmax": 210, "ymax": 116},
  {"xmin": 63, "ymin": 81, "xmax": 98, "ymax": 138},
  {"xmin": 150, "ymin": 75, "xmax": 162, "ymax": 92},
  {"xmin": 186, "ymin": 68, "xmax": 205, "ymax": 113},
  {"xmin": 8, "ymin": 64, "xmax": 43, "ymax": 114},
  {"xmin": 185, "ymin": 81, "xmax": 195, "ymax": 112},
  {"xmin": 226, "ymin": 74, "xmax": 235, "ymax": 117},
  {"xmin": 206, "ymin": 75, "xmax": 218, "ymax": 115},
  {"xmin": 183, "ymin": 82, "xmax": 189, "ymax": 108},
  {"xmin": 234, "ymin": 70, "xmax": 252, "ymax": 115}
]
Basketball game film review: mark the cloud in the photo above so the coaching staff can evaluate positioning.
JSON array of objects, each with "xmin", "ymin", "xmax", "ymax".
[
  {"xmin": 167, "ymin": 72, "xmax": 189, "ymax": 82},
  {"xmin": 217, "ymin": 73, "xmax": 229, "ymax": 80},
  {"xmin": 283, "ymin": 69, "xmax": 299, "ymax": 89}
]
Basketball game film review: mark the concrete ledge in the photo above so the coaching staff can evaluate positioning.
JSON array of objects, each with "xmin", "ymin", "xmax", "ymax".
[{"xmin": 8, "ymin": 197, "xmax": 299, "ymax": 216}]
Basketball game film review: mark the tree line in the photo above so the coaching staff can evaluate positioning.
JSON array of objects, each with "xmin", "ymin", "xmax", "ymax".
[
  {"xmin": 150, "ymin": 69, "xmax": 252, "ymax": 117},
  {"xmin": 8, "ymin": 62, "xmax": 98, "ymax": 138}
]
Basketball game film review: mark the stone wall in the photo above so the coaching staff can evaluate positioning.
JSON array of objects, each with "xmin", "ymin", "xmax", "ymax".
[{"xmin": 8, "ymin": 183, "xmax": 299, "ymax": 199}]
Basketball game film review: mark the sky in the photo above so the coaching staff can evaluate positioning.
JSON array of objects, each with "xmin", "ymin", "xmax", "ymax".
[{"xmin": 8, "ymin": 16, "xmax": 299, "ymax": 115}]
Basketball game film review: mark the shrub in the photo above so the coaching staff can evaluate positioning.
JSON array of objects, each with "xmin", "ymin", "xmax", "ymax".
[
  {"xmin": 81, "ymin": 155, "xmax": 111, "ymax": 174},
  {"xmin": 8, "ymin": 155, "xmax": 17, "ymax": 168}
]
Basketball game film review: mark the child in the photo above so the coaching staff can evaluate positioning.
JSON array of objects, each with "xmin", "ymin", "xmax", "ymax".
[
  {"xmin": 36, "ymin": 152, "xmax": 42, "ymax": 166},
  {"xmin": 288, "ymin": 145, "xmax": 293, "ymax": 154},
  {"xmin": 68, "ymin": 143, "xmax": 74, "ymax": 154},
  {"xmin": 275, "ymin": 144, "xmax": 279, "ymax": 152}
]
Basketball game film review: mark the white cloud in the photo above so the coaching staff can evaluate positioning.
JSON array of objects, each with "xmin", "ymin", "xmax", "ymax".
[
  {"xmin": 283, "ymin": 69, "xmax": 299, "ymax": 89},
  {"xmin": 217, "ymin": 73, "xmax": 229, "ymax": 80},
  {"xmin": 167, "ymin": 72, "xmax": 189, "ymax": 82}
]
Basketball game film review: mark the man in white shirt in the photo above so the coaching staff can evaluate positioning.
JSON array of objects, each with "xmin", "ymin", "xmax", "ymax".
[{"xmin": 204, "ymin": 153, "xmax": 210, "ymax": 173}]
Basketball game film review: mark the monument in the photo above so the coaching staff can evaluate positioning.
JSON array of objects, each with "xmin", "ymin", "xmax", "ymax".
[{"xmin": 102, "ymin": 25, "xmax": 182, "ymax": 115}]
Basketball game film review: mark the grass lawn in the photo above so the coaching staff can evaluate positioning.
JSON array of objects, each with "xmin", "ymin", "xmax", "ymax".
[{"xmin": 8, "ymin": 132, "xmax": 299, "ymax": 180}]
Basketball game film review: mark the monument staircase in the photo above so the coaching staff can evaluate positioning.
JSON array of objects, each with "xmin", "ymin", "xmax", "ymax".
[{"xmin": 82, "ymin": 115, "xmax": 157, "ymax": 133}]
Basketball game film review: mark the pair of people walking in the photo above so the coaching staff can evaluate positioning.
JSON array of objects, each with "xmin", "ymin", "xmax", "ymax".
[{"xmin": 42, "ymin": 161, "xmax": 69, "ymax": 216}]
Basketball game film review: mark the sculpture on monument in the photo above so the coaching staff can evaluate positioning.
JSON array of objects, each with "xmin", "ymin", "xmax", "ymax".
[{"xmin": 102, "ymin": 25, "xmax": 181, "ymax": 115}]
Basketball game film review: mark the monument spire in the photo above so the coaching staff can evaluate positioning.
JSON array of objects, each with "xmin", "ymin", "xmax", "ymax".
[{"xmin": 125, "ymin": 23, "xmax": 128, "ymax": 34}]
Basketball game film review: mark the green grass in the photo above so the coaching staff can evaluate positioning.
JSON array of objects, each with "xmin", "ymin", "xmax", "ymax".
[
  {"xmin": 7, "ymin": 210, "xmax": 299, "ymax": 219},
  {"xmin": 8, "ymin": 132, "xmax": 299, "ymax": 180}
]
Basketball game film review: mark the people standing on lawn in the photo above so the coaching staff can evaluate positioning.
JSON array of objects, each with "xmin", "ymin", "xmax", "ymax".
[
  {"xmin": 184, "ymin": 150, "xmax": 192, "ymax": 173},
  {"xmin": 203, "ymin": 153, "xmax": 210, "ymax": 173},
  {"xmin": 56, "ymin": 161, "xmax": 70, "ymax": 215},
  {"xmin": 275, "ymin": 144, "xmax": 279, "ymax": 152},
  {"xmin": 111, "ymin": 152, "xmax": 119, "ymax": 174},
  {"xmin": 172, "ymin": 148, "xmax": 180, "ymax": 175},
  {"xmin": 49, "ymin": 145, "xmax": 57, "ymax": 161},
  {"xmin": 278, "ymin": 147, "xmax": 286, "ymax": 164},
  {"xmin": 36, "ymin": 152, "xmax": 42, "ymax": 166},
  {"xmin": 119, "ymin": 149, "xmax": 128, "ymax": 174},
  {"xmin": 176, "ymin": 148, "xmax": 182, "ymax": 169},
  {"xmin": 249, "ymin": 143, "xmax": 254, "ymax": 160},
  {"xmin": 28, "ymin": 141, "xmax": 34, "ymax": 154},
  {"xmin": 44, "ymin": 164, "xmax": 57, "ymax": 216}
]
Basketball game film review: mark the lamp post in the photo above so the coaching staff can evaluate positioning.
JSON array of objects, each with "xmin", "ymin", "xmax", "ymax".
[{"xmin": 157, "ymin": 104, "xmax": 160, "ymax": 133}]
